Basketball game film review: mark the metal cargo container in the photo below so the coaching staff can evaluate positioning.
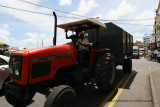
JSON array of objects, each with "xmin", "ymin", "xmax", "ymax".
[{"xmin": 86, "ymin": 22, "xmax": 133, "ymax": 64}]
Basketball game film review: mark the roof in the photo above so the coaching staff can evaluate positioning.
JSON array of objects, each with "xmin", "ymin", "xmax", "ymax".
[{"xmin": 57, "ymin": 18, "xmax": 106, "ymax": 32}]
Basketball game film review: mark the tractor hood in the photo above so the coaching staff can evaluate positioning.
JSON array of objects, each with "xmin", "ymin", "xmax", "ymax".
[{"xmin": 13, "ymin": 44, "xmax": 77, "ymax": 59}]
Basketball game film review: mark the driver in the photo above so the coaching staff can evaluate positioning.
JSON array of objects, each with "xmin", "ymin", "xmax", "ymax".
[
  {"xmin": 77, "ymin": 32, "xmax": 89, "ymax": 51},
  {"xmin": 76, "ymin": 31, "xmax": 89, "ymax": 67}
]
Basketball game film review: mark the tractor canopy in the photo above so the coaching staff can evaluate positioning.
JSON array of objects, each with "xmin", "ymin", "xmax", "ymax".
[{"xmin": 57, "ymin": 19, "xmax": 106, "ymax": 32}]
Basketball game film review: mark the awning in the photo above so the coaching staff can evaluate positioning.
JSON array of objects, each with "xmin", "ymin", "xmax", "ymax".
[{"xmin": 139, "ymin": 48, "xmax": 144, "ymax": 51}]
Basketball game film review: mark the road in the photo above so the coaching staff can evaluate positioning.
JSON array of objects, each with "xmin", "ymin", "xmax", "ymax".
[{"xmin": 0, "ymin": 57, "xmax": 159, "ymax": 107}]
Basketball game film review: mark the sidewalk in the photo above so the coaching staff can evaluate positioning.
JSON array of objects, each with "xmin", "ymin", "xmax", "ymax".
[
  {"xmin": 144, "ymin": 56, "xmax": 160, "ymax": 107},
  {"xmin": 145, "ymin": 55, "xmax": 159, "ymax": 63},
  {"xmin": 150, "ymin": 71, "xmax": 160, "ymax": 107}
]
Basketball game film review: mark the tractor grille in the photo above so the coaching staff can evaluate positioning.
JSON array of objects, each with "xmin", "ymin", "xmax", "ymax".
[{"xmin": 9, "ymin": 54, "xmax": 23, "ymax": 81}]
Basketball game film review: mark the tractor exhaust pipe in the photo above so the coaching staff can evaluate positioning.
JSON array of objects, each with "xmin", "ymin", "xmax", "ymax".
[{"xmin": 53, "ymin": 12, "xmax": 57, "ymax": 46}]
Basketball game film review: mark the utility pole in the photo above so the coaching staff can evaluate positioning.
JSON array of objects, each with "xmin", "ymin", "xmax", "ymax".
[
  {"xmin": 155, "ymin": 20, "xmax": 157, "ymax": 49},
  {"xmin": 155, "ymin": 10, "xmax": 157, "ymax": 49}
]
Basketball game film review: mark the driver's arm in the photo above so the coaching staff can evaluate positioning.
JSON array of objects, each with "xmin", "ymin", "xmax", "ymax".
[{"xmin": 65, "ymin": 30, "xmax": 70, "ymax": 39}]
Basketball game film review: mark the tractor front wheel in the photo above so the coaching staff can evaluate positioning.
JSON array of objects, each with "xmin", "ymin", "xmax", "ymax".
[
  {"xmin": 5, "ymin": 90, "xmax": 35, "ymax": 106},
  {"xmin": 44, "ymin": 85, "xmax": 76, "ymax": 107}
]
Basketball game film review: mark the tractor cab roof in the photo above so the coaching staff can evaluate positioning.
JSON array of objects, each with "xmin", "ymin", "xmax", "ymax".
[{"xmin": 57, "ymin": 19, "xmax": 106, "ymax": 32}]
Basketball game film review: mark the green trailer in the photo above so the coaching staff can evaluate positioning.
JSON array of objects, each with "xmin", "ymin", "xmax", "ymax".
[{"xmin": 86, "ymin": 22, "xmax": 133, "ymax": 71}]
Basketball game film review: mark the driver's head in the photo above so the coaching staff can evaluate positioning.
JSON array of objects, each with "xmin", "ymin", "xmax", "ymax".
[{"xmin": 79, "ymin": 31, "xmax": 84, "ymax": 39}]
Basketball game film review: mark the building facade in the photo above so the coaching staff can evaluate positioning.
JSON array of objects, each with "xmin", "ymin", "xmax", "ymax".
[
  {"xmin": 154, "ymin": 0, "xmax": 160, "ymax": 48},
  {"xmin": 135, "ymin": 40, "xmax": 143, "ymax": 48},
  {"xmin": 143, "ymin": 34, "xmax": 150, "ymax": 50}
]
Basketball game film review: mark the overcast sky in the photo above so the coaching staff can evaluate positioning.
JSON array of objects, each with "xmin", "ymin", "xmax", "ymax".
[{"xmin": 0, "ymin": 0, "xmax": 159, "ymax": 48}]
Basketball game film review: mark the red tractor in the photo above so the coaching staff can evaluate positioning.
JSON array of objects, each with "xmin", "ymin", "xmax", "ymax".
[{"xmin": 5, "ymin": 12, "xmax": 132, "ymax": 106}]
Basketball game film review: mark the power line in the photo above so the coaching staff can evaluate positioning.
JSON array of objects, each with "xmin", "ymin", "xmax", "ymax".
[
  {"xmin": 18, "ymin": 0, "xmax": 154, "ymax": 22},
  {"xmin": 99, "ymin": 18, "xmax": 154, "ymax": 22},
  {"xmin": 0, "ymin": 4, "xmax": 84, "ymax": 19},
  {"xmin": 113, "ymin": 22, "xmax": 153, "ymax": 26},
  {"xmin": 0, "ymin": 4, "xmax": 155, "ymax": 26},
  {"xmin": 18, "ymin": 0, "xmax": 88, "ymax": 18}
]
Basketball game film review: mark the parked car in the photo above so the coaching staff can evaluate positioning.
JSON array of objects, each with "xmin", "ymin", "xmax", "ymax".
[
  {"xmin": 139, "ymin": 51, "xmax": 144, "ymax": 57},
  {"xmin": 133, "ymin": 46, "xmax": 139, "ymax": 59},
  {"xmin": 0, "ymin": 55, "xmax": 10, "ymax": 91}
]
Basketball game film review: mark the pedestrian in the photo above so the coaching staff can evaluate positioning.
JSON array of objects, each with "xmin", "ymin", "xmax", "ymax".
[
  {"xmin": 148, "ymin": 50, "xmax": 152, "ymax": 60},
  {"xmin": 157, "ymin": 48, "xmax": 160, "ymax": 63},
  {"xmin": 152, "ymin": 50, "xmax": 155, "ymax": 60},
  {"xmin": 143, "ymin": 51, "xmax": 146, "ymax": 58},
  {"xmin": 154, "ymin": 49, "xmax": 158, "ymax": 61}
]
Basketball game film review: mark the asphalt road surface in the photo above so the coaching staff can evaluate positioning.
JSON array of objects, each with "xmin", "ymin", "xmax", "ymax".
[{"xmin": 0, "ymin": 57, "xmax": 159, "ymax": 107}]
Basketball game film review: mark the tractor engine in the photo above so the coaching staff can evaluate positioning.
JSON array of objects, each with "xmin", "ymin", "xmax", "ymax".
[{"xmin": 8, "ymin": 44, "xmax": 77, "ymax": 86}]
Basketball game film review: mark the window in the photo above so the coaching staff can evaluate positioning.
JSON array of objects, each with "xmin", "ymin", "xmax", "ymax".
[
  {"xmin": 0, "ymin": 58, "xmax": 8, "ymax": 65},
  {"xmin": 133, "ymin": 49, "xmax": 138, "ymax": 53}
]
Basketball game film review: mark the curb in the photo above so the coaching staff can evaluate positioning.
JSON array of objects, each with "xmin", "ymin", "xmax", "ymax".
[{"xmin": 150, "ymin": 73, "xmax": 160, "ymax": 107}]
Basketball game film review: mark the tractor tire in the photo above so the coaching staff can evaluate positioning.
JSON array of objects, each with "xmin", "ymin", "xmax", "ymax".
[
  {"xmin": 95, "ymin": 53, "xmax": 116, "ymax": 91},
  {"xmin": 1, "ymin": 78, "xmax": 10, "ymax": 93},
  {"xmin": 44, "ymin": 85, "xmax": 76, "ymax": 107},
  {"xmin": 5, "ymin": 90, "xmax": 35, "ymax": 106},
  {"xmin": 123, "ymin": 58, "xmax": 132, "ymax": 73}
]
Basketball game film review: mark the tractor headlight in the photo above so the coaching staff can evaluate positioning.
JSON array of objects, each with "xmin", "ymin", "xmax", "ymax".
[{"xmin": 9, "ymin": 54, "xmax": 23, "ymax": 81}]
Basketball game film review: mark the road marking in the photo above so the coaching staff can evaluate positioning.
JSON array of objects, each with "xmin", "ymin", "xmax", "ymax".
[
  {"xmin": 140, "ymin": 67, "xmax": 147, "ymax": 68},
  {"xmin": 148, "ymin": 68, "xmax": 160, "ymax": 70},
  {"xmin": 136, "ymin": 69, "xmax": 147, "ymax": 72},
  {"xmin": 108, "ymin": 73, "xmax": 133, "ymax": 107},
  {"xmin": 136, "ymin": 68, "xmax": 160, "ymax": 72},
  {"xmin": 100, "ymin": 74, "xmax": 129, "ymax": 107}
]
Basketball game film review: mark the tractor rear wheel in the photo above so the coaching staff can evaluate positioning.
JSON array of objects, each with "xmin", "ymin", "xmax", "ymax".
[
  {"xmin": 44, "ymin": 85, "xmax": 76, "ymax": 107},
  {"xmin": 95, "ymin": 53, "xmax": 116, "ymax": 91},
  {"xmin": 123, "ymin": 58, "xmax": 132, "ymax": 73}
]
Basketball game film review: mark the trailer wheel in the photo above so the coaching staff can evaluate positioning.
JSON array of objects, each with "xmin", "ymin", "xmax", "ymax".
[
  {"xmin": 123, "ymin": 58, "xmax": 132, "ymax": 73},
  {"xmin": 44, "ymin": 85, "xmax": 76, "ymax": 107},
  {"xmin": 5, "ymin": 90, "xmax": 35, "ymax": 106},
  {"xmin": 95, "ymin": 53, "xmax": 116, "ymax": 91}
]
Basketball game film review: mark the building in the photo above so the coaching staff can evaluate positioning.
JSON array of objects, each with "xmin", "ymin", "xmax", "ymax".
[
  {"xmin": 155, "ymin": 0, "xmax": 160, "ymax": 33},
  {"xmin": 153, "ymin": 0, "xmax": 160, "ymax": 48},
  {"xmin": 143, "ymin": 34, "xmax": 150, "ymax": 50},
  {"xmin": 135, "ymin": 40, "xmax": 143, "ymax": 48},
  {"xmin": 150, "ymin": 33, "xmax": 155, "ymax": 43}
]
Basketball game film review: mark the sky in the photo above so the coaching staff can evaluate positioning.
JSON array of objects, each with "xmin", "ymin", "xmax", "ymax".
[{"xmin": 0, "ymin": 0, "xmax": 159, "ymax": 48}]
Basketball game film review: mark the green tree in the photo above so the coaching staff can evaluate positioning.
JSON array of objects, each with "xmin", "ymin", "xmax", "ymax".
[
  {"xmin": 156, "ymin": 25, "xmax": 160, "ymax": 32},
  {"xmin": 133, "ymin": 43, "xmax": 136, "ymax": 46}
]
